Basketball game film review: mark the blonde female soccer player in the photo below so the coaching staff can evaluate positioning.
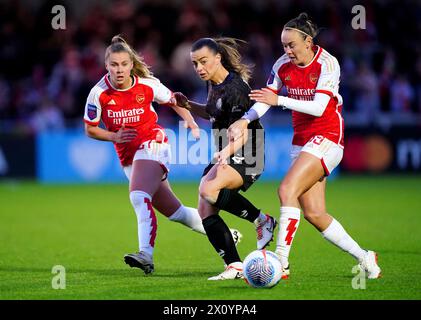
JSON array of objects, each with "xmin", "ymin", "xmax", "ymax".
[{"xmin": 83, "ymin": 35, "xmax": 241, "ymax": 275}]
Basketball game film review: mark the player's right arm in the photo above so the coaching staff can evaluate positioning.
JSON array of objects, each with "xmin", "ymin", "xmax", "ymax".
[
  {"xmin": 85, "ymin": 123, "xmax": 137, "ymax": 143},
  {"xmin": 83, "ymin": 87, "xmax": 137, "ymax": 143},
  {"xmin": 174, "ymin": 92, "xmax": 210, "ymax": 120}
]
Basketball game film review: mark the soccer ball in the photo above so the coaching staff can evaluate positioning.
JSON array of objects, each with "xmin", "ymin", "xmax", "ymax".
[{"xmin": 243, "ymin": 249, "xmax": 283, "ymax": 288}]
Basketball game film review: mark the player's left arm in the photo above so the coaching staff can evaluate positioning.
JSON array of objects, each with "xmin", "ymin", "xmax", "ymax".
[
  {"xmin": 249, "ymin": 89, "xmax": 330, "ymax": 117},
  {"xmin": 249, "ymin": 58, "xmax": 340, "ymax": 117},
  {"xmin": 153, "ymin": 79, "xmax": 200, "ymax": 139}
]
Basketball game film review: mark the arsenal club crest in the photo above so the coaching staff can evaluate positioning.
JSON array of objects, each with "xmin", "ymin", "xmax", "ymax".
[
  {"xmin": 136, "ymin": 94, "xmax": 145, "ymax": 104},
  {"xmin": 309, "ymin": 73, "xmax": 318, "ymax": 84}
]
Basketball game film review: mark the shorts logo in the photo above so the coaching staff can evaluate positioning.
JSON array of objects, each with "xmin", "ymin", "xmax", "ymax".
[
  {"xmin": 232, "ymin": 156, "xmax": 244, "ymax": 164},
  {"xmin": 136, "ymin": 94, "xmax": 145, "ymax": 104},
  {"xmin": 310, "ymin": 73, "xmax": 318, "ymax": 84},
  {"xmin": 87, "ymin": 104, "xmax": 97, "ymax": 120}
]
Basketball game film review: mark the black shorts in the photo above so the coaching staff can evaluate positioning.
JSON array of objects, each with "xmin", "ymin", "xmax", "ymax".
[{"xmin": 202, "ymin": 156, "xmax": 263, "ymax": 192}]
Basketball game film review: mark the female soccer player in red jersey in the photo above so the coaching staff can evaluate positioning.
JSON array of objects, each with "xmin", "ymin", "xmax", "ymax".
[
  {"xmin": 83, "ymin": 35, "xmax": 241, "ymax": 275},
  {"xmin": 229, "ymin": 13, "xmax": 381, "ymax": 279}
]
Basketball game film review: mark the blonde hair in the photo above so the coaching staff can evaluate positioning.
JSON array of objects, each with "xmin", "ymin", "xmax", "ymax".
[
  {"xmin": 105, "ymin": 35, "xmax": 153, "ymax": 78},
  {"xmin": 191, "ymin": 37, "xmax": 253, "ymax": 82}
]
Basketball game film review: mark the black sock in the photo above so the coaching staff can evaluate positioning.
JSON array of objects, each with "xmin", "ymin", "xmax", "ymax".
[
  {"xmin": 214, "ymin": 188, "xmax": 260, "ymax": 222},
  {"xmin": 202, "ymin": 215, "xmax": 241, "ymax": 265}
]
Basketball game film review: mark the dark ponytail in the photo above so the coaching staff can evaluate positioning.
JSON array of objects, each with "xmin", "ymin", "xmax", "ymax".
[
  {"xmin": 284, "ymin": 12, "xmax": 319, "ymax": 39},
  {"xmin": 191, "ymin": 37, "xmax": 253, "ymax": 82}
]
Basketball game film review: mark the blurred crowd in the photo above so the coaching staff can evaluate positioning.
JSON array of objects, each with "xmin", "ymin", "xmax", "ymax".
[{"xmin": 0, "ymin": 0, "xmax": 420, "ymax": 134}]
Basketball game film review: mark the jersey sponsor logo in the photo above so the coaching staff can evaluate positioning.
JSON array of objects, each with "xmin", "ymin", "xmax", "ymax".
[
  {"xmin": 136, "ymin": 94, "xmax": 145, "ymax": 104},
  {"xmin": 87, "ymin": 104, "xmax": 97, "ymax": 120},
  {"xmin": 107, "ymin": 107, "xmax": 144, "ymax": 118},
  {"xmin": 287, "ymin": 87, "xmax": 316, "ymax": 96},
  {"xmin": 287, "ymin": 87, "xmax": 316, "ymax": 101},
  {"xmin": 108, "ymin": 99, "xmax": 116, "ymax": 105},
  {"xmin": 285, "ymin": 75, "xmax": 291, "ymax": 81},
  {"xmin": 309, "ymin": 73, "xmax": 318, "ymax": 83}
]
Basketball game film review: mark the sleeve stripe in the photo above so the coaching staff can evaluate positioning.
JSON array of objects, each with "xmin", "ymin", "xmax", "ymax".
[
  {"xmin": 84, "ymin": 119, "xmax": 100, "ymax": 126},
  {"xmin": 266, "ymin": 87, "xmax": 279, "ymax": 94},
  {"xmin": 320, "ymin": 52, "xmax": 336, "ymax": 72},
  {"xmin": 315, "ymin": 89, "xmax": 334, "ymax": 97}
]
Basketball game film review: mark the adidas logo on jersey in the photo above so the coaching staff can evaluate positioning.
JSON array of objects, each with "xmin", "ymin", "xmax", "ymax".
[{"xmin": 108, "ymin": 99, "xmax": 116, "ymax": 105}]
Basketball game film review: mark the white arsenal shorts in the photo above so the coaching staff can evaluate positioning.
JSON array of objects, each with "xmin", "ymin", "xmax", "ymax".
[
  {"xmin": 290, "ymin": 135, "xmax": 343, "ymax": 176},
  {"xmin": 123, "ymin": 140, "xmax": 172, "ymax": 181}
]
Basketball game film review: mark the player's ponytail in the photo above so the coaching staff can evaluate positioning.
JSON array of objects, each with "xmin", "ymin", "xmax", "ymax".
[
  {"xmin": 191, "ymin": 37, "xmax": 253, "ymax": 83},
  {"xmin": 214, "ymin": 38, "xmax": 253, "ymax": 83},
  {"xmin": 105, "ymin": 35, "xmax": 153, "ymax": 78},
  {"xmin": 284, "ymin": 12, "xmax": 320, "ymax": 40}
]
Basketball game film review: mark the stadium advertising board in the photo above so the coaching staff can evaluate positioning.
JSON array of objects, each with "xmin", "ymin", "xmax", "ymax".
[{"xmin": 36, "ymin": 127, "xmax": 293, "ymax": 183}]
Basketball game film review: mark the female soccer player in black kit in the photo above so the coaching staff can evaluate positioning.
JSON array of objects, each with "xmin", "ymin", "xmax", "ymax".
[{"xmin": 175, "ymin": 38, "xmax": 277, "ymax": 280}]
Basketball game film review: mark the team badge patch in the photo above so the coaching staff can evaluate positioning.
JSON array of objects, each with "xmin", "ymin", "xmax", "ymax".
[
  {"xmin": 136, "ymin": 94, "xmax": 145, "ymax": 104},
  {"xmin": 267, "ymin": 70, "xmax": 275, "ymax": 85},
  {"xmin": 310, "ymin": 73, "xmax": 318, "ymax": 84},
  {"xmin": 87, "ymin": 104, "xmax": 97, "ymax": 120}
]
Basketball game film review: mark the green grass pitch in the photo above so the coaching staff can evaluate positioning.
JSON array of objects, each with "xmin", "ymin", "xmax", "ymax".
[{"xmin": 1, "ymin": 176, "xmax": 420, "ymax": 300}]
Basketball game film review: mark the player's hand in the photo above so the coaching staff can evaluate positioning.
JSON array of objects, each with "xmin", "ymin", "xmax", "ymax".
[
  {"xmin": 214, "ymin": 151, "xmax": 229, "ymax": 166},
  {"xmin": 184, "ymin": 120, "xmax": 200, "ymax": 139},
  {"xmin": 174, "ymin": 92, "xmax": 191, "ymax": 110},
  {"xmin": 228, "ymin": 119, "xmax": 248, "ymax": 142},
  {"xmin": 113, "ymin": 124, "xmax": 138, "ymax": 143},
  {"xmin": 249, "ymin": 88, "xmax": 278, "ymax": 106}
]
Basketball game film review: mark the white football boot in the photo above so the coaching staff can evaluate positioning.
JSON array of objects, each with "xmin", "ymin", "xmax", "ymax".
[
  {"xmin": 358, "ymin": 250, "xmax": 382, "ymax": 279},
  {"xmin": 208, "ymin": 262, "xmax": 244, "ymax": 280},
  {"xmin": 256, "ymin": 214, "xmax": 277, "ymax": 250},
  {"xmin": 124, "ymin": 251, "xmax": 154, "ymax": 274},
  {"xmin": 275, "ymin": 251, "xmax": 290, "ymax": 279}
]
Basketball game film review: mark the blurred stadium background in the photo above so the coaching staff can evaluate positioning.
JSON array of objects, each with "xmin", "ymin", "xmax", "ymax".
[
  {"xmin": 0, "ymin": 0, "xmax": 421, "ymax": 298},
  {"xmin": 0, "ymin": 0, "xmax": 420, "ymax": 181}
]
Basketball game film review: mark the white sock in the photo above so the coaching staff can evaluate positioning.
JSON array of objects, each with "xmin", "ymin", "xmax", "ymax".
[
  {"xmin": 321, "ymin": 218, "xmax": 366, "ymax": 261},
  {"xmin": 168, "ymin": 206, "xmax": 206, "ymax": 235},
  {"xmin": 276, "ymin": 206, "xmax": 301, "ymax": 267},
  {"xmin": 129, "ymin": 191, "xmax": 157, "ymax": 256}
]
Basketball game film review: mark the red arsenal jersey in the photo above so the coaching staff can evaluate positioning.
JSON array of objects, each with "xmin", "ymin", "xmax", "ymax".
[
  {"xmin": 267, "ymin": 46, "xmax": 344, "ymax": 147},
  {"xmin": 84, "ymin": 74, "xmax": 174, "ymax": 166}
]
